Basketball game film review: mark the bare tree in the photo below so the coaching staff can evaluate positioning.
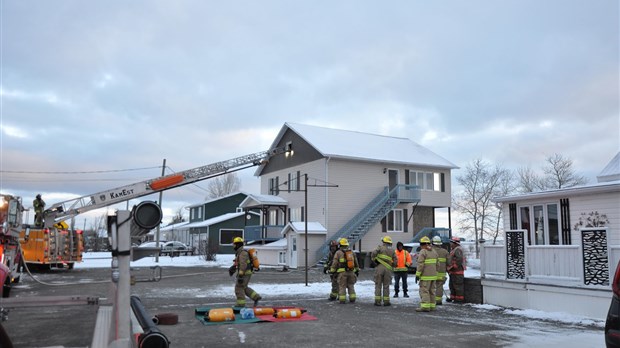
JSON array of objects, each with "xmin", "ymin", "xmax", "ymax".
[
  {"xmin": 89, "ymin": 212, "xmax": 109, "ymax": 251},
  {"xmin": 206, "ymin": 173, "xmax": 241, "ymax": 199},
  {"xmin": 169, "ymin": 206, "xmax": 186, "ymax": 225},
  {"xmin": 454, "ymin": 159, "xmax": 512, "ymax": 257},
  {"xmin": 542, "ymin": 153, "xmax": 588, "ymax": 189},
  {"xmin": 490, "ymin": 170, "xmax": 516, "ymax": 244},
  {"xmin": 517, "ymin": 154, "xmax": 588, "ymax": 192}
]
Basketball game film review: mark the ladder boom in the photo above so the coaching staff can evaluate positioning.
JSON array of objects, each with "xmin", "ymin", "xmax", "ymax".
[{"xmin": 44, "ymin": 146, "xmax": 288, "ymax": 226}]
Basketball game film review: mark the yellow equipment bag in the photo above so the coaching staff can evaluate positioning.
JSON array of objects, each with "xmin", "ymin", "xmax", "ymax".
[
  {"xmin": 206, "ymin": 308, "xmax": 235, "ymax": 322},
  {"xmin": 273, "ymin": 308, "xmax": 306, "ymax": 319}
]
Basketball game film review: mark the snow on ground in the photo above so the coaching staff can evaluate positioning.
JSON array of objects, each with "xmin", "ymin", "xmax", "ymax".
[{"xmin": 77, "ymin": 253, "xmax": 605, "ymax": 347}]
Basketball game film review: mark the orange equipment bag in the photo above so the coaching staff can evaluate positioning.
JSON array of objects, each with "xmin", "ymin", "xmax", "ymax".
[
  {"xmin": 248, "ymin": 248, "xmax": 260, "ymax": 271},
  {"xmin": 273, "ymin": 308, "xmax": 306, "ymax": 319},
  {"xmin": 344, "ymin": 250, "xmax": 355, "ymax": 270}
]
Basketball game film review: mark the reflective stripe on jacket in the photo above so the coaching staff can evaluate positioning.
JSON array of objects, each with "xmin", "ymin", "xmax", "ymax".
[
  {"xmin": 432, "ymin": 245, "xmax": 449, "ymax": 278},
  {"xmin": 330, "ymin": 248, "xmax": 359, "ymax": 273},
  {"xmin": 448, "ymin": 246, "xmax": 465, "ymax": 275},
  {"xmin": 415, "ymin": 247, "xmax": 438, "ymax": 281},
  {"xmin": 235, "ymin": 248, "xmax": 253, "ymax": 276},
  {"xmin": 394, "ymin": 249, "xmax": 411, "ymax": 272},
  {"xmin": 371, "ymin": 244, "xmax": 396, "ymax": 272}
]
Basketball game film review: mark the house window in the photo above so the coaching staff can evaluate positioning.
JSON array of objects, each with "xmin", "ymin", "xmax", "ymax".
[
  {"xmin": 269, "ymin": 209, "xmax": 278, "ymax": 225},
  {"xmin": 518, "ymin": 203, "xmax": 562, "ymax": 245},
  {"xmin": 288, "ymin": 171, "xmax": 300, "ymax": 192},
  {"xmin": 269, "ymin": 177, "xmax": 280, "ymax": 195},
  {"xmin": 278, "ymin": 251, "xmax": 287, "ymax": 265},
  {"xmin": 220, "ymin": 229, "xmax": 243, "ymax": 246},
  {"xmin": 289, "ymin": 207, "xmax": 304, "ymax": 222},
  {"xmin": 407, "ymin": 170, "xmax": 444, "ymax": 192},
  {"xmin": 386, "ymin": 209, "xmax": 404, "ymax": 232}
]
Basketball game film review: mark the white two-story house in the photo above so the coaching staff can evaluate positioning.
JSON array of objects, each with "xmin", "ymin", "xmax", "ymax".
[{"xmin": 245, "ymin": 122, "xmax": 458, "ymax": 268}]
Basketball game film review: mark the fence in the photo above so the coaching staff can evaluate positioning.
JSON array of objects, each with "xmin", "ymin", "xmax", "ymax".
[{"xmin": 480, "ymin": 228, "xmax": 613, "ymax": 288}]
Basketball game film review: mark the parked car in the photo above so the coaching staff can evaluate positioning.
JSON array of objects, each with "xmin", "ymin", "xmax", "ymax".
[
  {"xmin": 605, "ymin": 259, "xmax": 620, "ymax": 347},
  {"xmin": 403, "ymin": 242, "xmax": 420, "ymax": 274},
  {"xmin": 160, "ymin": 241, "xmax": 194, "ymax": 256}
]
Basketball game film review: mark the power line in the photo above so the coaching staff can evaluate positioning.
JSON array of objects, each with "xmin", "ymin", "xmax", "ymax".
[{"xmin": 0, "ymin": 166, "xmax": 162, "ymax": 174}]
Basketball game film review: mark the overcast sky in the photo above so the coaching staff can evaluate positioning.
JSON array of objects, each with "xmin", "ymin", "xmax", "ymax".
[{"xmin": 1, "ymin": 1, "xmax": 618, "ymax": 225}]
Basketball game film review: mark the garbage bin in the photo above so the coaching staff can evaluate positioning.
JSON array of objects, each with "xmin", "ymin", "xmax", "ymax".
[{"xmin": 357, "ymin": 252, "xmax": 367, "ymax": 269}]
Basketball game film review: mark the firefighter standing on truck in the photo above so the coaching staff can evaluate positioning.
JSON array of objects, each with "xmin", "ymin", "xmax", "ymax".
[
  {"xmin": 230, "ymin": 237, "xmax": 262, "ymax": 307},
  {"xmin": 324, "ymin": 240, "xmax": 340, "ymax": 301},
  {"xmin": 432, "ymin": 236, "xmax": 449, "ymax": 305},
  {"xmin": 329, "ymin": 238, "xmax": 358, "ymax": 304},
  {"xmin": 371, "ymin": 236, "xmax": 397, "ymax": 306},
  {"xmin": 33, "ymin": 194, "xmax": 45, "ymax": 228},
  {"xmin": 415, "ymin": 236, "xmax": 438, "ymax": 312}
]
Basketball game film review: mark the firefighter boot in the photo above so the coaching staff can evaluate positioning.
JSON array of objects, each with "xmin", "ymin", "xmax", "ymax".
[{"xmin": 253, "ymin": 295, "xmax": 262, "ymax": 307}]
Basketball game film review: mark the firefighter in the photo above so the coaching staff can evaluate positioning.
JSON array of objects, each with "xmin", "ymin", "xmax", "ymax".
[
  {"xmin": 33, "ymin": 194, "xmax": 45, "ymax": 228},
  {"xmin": 329, "ymin": 238, "xmax": 359, "ymax": 304},
  {"xmin": 447, "ymin": 236, "xmax": 466, "ymax": 303},
  {"xmin": 432, "ymin": 236, "xmax": 449, "ymax": 305},
  {"xmin": 323, "ymin": 240, "xmax": 340, "ymax": 301},
  {"xmin": 415, "ymin": 236, "xmax": 438, "ymax": 312},
  {"xmin": 393, "ymin": 241, "xmax": 412, "ymax": 298},
  {"xmin": 231, "ymin": 237, "xmax": 262, "ymax": 307},
  {"xmin": 371, "ymin": 236, "xmax": 397, "ymax": 306}
]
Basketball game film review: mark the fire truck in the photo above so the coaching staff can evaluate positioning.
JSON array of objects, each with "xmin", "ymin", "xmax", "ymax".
[{"xmin": 0, "ymin": 144, "xmax": 291, "ymax": 301}]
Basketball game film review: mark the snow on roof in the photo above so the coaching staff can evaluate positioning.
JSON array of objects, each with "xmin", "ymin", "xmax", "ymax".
[
  {"xmin": 183, "ymin": 212, "xmax": 245, "ymax": 228},
  {"xmin": 160, "ymin": 221, "xmax": 190, "ymax": 231},
  {"xmin": 185, "ymin": 191, "xmax": 251, "ymax": 208},
  {"xmin": 239, "ymin": 193, "xmax": 288, "ymax": 208},
  {"xmin": 278, "ymin": 122, "xmax": 458, "ymax": 168},
  {"xmin": 597, "ymin": 151, "xmax": 620, "ymax": 183},
  {"xmin": 280, "ymin": 221, "xmax": 327, "ymax": 235},
  {"xmin": 250, "ymin": 238, "xmax": 288, "ymax": 250}
]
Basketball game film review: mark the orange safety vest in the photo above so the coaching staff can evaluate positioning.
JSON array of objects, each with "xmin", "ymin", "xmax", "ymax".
[{"xmin": 394, "ymin": 249, "xmax": 411, "ymax": 272}]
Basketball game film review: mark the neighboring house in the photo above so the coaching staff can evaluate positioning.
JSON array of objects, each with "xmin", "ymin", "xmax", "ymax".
[
  {"xmin": 252, "ymin": 122, "xmax": 458, "ymax": 268},
  {"xmin": 185, "ymin": 192, "xmax": 261, "ymax": 254},
  {"xmin": 482, "ymin": 152, "xmax": 620, "ymax": 319}
]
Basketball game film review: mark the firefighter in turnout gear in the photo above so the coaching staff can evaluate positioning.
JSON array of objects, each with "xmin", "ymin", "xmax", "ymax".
[
  {"xmin": 231, "ymin": 237, "xmax": 262, "ymax": 307},
  {"xmin": 415, "ymin": 236, "xmax": 438, "ymax": 312},
  {"xmin": 371, "ymin": 236, "xmax": 397, "ymax": 306},
  {"xmin": 393, "ymin": 241, "xmax": 412, "ymax": 298},
  {"xmin": 329, "ymin": 238, "xmax": 359, "ymax": 304},
  {"xmin": 324, "ymin": 240, "xmax": 340, "ymax": 301},
  {"xmin": 447, "ymin": 236, "xmax": 466, "ymax": 303},
  {"xmin": 33, "ymin": 194, "xmax": 45, "ymax": 228},
  {"xmin": 432, "ymin": 236, "xmax": 449, "ymax": 305}
]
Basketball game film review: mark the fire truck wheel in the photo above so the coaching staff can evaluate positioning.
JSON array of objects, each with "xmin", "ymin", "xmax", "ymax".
[{"xmin": 153, "ymin": 313, "xmax": 178, "ymax": 325}]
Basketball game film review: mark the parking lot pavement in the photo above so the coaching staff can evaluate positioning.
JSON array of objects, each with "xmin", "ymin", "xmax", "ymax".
[{"xmin": 2, "ymin": 266, "xmax": 604, "ymax": 347}]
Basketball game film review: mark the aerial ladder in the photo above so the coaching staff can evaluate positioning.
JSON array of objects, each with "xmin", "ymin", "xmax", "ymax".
[{"xmin": 2, "ymin": 143, "xmax": 293, "ymax": 348}]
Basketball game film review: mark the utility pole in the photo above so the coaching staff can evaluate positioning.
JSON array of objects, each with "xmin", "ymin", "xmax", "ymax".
[{"xmin": 155, "ymin": 159, "xmax": 166, "ymax": 263}]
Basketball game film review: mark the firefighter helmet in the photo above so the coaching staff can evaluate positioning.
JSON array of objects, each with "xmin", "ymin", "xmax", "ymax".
[
  {"xmin": 382, "ymin": 236, "xmax": 393, "ymax": 244},
  {"xmin": 339, "ymin": 238, "xmax": 349, "ymax": 247},
  {"xmin": 450, "ymin": 236, "xmax": 461, "ymax": 244},
  {"xmin": 232, "ymin": 237, "xmax": 244, "ymax": 244},
  {"xmin": 420, "ymin": 236, "xmax": 431, "ymax": 244},
  {"xmin": 432, "ymin": 236, "xmax": 442, "ymax": 245}
]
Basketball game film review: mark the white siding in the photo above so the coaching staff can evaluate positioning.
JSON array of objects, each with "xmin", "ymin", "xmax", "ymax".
[{"xmin": 570, "ymin": 191, "xmax": 620, "ymax": 245}]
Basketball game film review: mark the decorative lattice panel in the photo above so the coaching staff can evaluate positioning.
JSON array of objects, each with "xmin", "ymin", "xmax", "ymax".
[
  {"xmin": 581, "ymin": 229, "xmax": 609, "ymax": 286},
  {"xmin": 506, "ymin": 231, "xmax": 525, "ymax": 279}
]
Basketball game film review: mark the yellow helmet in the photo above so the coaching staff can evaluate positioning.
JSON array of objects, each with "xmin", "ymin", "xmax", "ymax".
[
  {"xmin": 232, "ymin": 237, "xmax": 244, "ymax": 244},
  {"xmin": 382, "ymin": 236, "xmax": 393, "ymax": 244},
  {"xmin": 339, "ymin": 238, "xmax": 349, "ymax": 247},
  {"xmin": 420, "ymin": 236, "xmax": 431, "ymax": 244}
]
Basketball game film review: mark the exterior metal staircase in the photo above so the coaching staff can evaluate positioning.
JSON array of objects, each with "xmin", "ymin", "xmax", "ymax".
[{"xmin": 315, "ymin": 184, "xmax": 420, "ymax": 265}]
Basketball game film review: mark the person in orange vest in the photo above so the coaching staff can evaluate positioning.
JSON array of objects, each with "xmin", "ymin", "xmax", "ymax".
[
  {"xmin": 415, "ymin": 236, "xmax": 438, "ymax": 312},
  {"xmin": 323, "ymin": 240, "xmax": 340, "ymax": 301},
  {"xmin": 447, "ymin": 236, "xmax": 466, "ymax": 303},
  {"xmin": 371, "ymin": 236, "xmax": 397, "ymax": 306},
  {"xmin": 393, "ymin": 241, "xmax": 412, "ymax": 298},
  {"xmin": 231, "ymin": 237, "xmax": 262, "ymax": 307},
  {"xmin": 432, "ymin": 236, "xmax": 449, "ymax": 305},
  {"xmin": 329, "ymin": 238, "xmax": 359, "ymax": 304}
]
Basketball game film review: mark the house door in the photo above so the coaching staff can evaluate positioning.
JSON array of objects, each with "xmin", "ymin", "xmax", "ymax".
[
  {"xmin": 289, "ymin": 235, "xmax": 298, "ymax": 268},
  {"xmin": 388, "ymin": 169, "xmax": 398, "ymax": 197}
]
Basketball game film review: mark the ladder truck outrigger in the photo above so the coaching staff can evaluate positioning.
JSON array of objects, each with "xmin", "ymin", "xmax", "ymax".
[{"xmin": 0, "ymin": 143, "xmax": 292, "ymax": 347}]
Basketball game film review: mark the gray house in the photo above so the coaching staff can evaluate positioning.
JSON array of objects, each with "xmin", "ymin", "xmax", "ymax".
[{"xmin": 251, "ymin": 122, "xmax": 458, "ymax": 268}]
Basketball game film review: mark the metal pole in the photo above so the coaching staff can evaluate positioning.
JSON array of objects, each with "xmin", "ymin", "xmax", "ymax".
[
  {"xmin": 155, "ymin": 159, "xmax": 166, "ymax": 263},
  {"xmin": 304, "ymin": 173, "xmax": 308, "ymax": 286}
]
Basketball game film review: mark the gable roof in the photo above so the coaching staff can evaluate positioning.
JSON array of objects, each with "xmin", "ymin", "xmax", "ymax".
[
  {"xmin": 239, "ymin": 193, "xmax": 288, "ymax": 209},
  {"xmin": 598, "ymin": 152, "xmax": 620, "ymax": 183},
  {"xmin": 261, "ymin": 123, "xmax": 458, "ymax": 173},
  {"xmin": 183, "ymin": 212, "xmax": 246, "ymax": 228},
  {"xmin": 280, "ymin": 221, "xmax": 328, "ymax": 235}
]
